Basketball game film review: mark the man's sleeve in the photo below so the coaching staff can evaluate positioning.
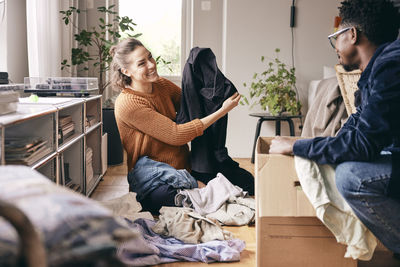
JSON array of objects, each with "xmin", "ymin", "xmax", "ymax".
[{"xmin": 293, "ymin": 59, "xmax": 400, "ymax": 164}]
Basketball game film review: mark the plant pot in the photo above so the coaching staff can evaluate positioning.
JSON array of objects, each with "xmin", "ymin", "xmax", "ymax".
[{"xmin": 102, "ymin": 108, "xmax": 123, "ymax": 166}]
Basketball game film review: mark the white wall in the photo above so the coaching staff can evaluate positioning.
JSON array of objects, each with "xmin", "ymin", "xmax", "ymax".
[
  {"xmin": 192, "ymin": 0, "xmax": 223, "ymax": 64},
  {"xmin": 192, "ymin": 0, "xmax": 341, "ymax": 157},
  {"xmin": 1, "ymin": 0, "xmax": 343, "ymax": 158},
  {"xmin": 0, "ymin": 0, "xmax": 6, "ymax": 72},
  {"xmin": 6, "ymin": 0, "xmax": 28, "ymax": 83}
]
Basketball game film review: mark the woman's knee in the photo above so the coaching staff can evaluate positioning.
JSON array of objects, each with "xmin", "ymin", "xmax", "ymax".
[{"xmin": 335, "ymin": 162, "xmax": 359, "ymax": 199}]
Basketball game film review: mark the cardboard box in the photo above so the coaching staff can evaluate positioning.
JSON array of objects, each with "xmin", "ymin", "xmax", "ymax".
[{"xmin": 255, "ymin": 137, "xmax": 357, "ymax": 267}]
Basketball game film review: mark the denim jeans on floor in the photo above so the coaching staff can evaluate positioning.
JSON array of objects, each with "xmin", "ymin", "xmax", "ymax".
[
  {"xmin": 335, "ymin": 154, "xmax": 400, "ymax": 253},
  {"xmin": 127, "ymin": 156, "xmax": 198, "ymax": 212}
]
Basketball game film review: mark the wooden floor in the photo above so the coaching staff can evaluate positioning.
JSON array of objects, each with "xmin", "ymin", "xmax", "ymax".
[
  {"xmin": 91, "ymin": 158, "xmax": 256, "ymax": 267},
  {"xmin": 91, "ymin": 158, "xmax": 399, "ymax": 267}
]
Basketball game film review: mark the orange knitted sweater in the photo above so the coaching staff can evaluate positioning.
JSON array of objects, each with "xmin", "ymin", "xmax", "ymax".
[{"xmin": 114, "ymin": 77, "xmax": 204, "ymax": 172}]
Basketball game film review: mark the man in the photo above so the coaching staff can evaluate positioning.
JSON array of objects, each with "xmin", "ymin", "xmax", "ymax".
[{"xmin": 270, "ymin": 0, "xmax": 400, "ymax": 256}]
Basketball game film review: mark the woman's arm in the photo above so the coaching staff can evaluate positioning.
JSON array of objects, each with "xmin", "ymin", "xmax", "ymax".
[
  {"xmin": 116, "ymin": 92, "xmax": 240, "ymax": 146},
  {"xmin": 200, "ymin": 92, "xmax": 241, "ymax": 129}
]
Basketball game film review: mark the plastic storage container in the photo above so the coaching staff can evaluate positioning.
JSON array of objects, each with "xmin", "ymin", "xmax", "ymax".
[{"xmin": 24, "ymin": 77, "xmax": 99, "ymax": 96}]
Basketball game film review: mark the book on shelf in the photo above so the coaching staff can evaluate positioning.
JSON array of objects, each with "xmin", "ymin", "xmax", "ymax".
[
  {"xmin": 68, "ymin": 183, "xmax": 81, "ymax": 193},
  {"xmin": 59, "ymin": 154, "xmax": 65, "ymax": 185},
  {"xmin": 63, "ymin": 162, "xmax": 71, "ymax": 186},
  {"xmin": 59, "ymin": 115, "xmax": 72, "ymax": 127},
  {"xmin": 85, "ymin": 115, "xmax": 97, "ymax": 129},
  {"xmin": 5, "ymin": 138, "xmax": 52, "ymax": 165},
  {"xmin": 58, "ymin": 115, "xmax": 75, "ymax": 144},
  {"xmin": 86, "ymin": 147, "xmax": 94, "ymax": 184}
]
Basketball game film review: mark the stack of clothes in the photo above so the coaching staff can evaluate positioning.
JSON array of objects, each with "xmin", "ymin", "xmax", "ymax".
[{"xmin": 100, "ymin": 174, "xmax": 255, "ymax": 266}]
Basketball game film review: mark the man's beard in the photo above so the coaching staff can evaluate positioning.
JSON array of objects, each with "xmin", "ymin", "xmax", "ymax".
[{"xmin": 342, "ymin": 63, "xmax": 359, "ymax": 72}]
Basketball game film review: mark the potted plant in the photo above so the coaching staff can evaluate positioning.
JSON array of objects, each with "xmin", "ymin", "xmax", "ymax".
[
  {"xmin": 60, "ymin": 5, "xmax": 172, "ymax": 166},
  {"xmin": 60, "ymin": 5, "xmax": 140, "ymax": 96},
  {"xmin": 241, "ymin": 48, "xmax": 302, "ymax": 116},
  {"xmin": 60, "ymin": 5, "xmax": 139, "ymax": 165}
]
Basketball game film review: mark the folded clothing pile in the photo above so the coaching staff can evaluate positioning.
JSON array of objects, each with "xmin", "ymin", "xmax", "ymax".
[{"xmin": 175, "ymin": 173, "xmax": 255, "ymax": 226}]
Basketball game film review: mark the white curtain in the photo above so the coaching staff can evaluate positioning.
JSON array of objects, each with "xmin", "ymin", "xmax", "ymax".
[
  {"xmin": 26, "ymin": 0, "xmax": 118, "ymax": 99},
  {"xmin": 0, "ymin": 0, "xmax": 6, "ymax": 71},
  {"xmin": 26, "ymin": 0, "xmax": 93, "ymax": 77},
  {"xmin": 59, "ymin": 0, "xmax": 89, "ymax": 77},
  {"xmin": 26, "ymin": 0, "xmax": 62, "ymax": 77}
]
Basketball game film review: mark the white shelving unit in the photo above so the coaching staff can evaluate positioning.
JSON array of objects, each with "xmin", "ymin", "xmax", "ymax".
[
  {"xmin": 83, "ymin": 95, "xmax": 103, "ymax": 195},
  {"xmin": 0, "ymin": 104, "xmax": 57, "ymax": 181},
  {"xmin": 0, "ymin": 95, "xmax": 104, "ymax": 195},
  {"xmin": 35, "ymin": 155, "xmax": 57, "ymax": 183},
  {"xmin": 85, "ymin": 125, "xmax": 103, "ymax": 195}
]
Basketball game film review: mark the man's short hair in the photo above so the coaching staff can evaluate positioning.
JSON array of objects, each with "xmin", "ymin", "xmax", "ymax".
[{"xmin": 339, "ymin": 0, "xmax": 400, "ymax": 45}]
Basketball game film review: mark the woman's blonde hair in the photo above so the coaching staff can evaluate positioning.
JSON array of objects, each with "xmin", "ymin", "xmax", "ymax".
[{"xmin": 110, "ymin": 38, "xmax": 144, "ymax": 91}]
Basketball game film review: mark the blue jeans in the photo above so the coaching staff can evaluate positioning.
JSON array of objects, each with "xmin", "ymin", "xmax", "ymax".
[
  {"xmin": 128, "ymin": 156, "xmax": 198, "ymax": 201},
  {"xmin": 335, "ymin": 154, "xmax": 400, "ymax": 253}
]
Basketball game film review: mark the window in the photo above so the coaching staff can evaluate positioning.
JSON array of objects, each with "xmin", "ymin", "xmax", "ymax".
[{"xmin": 119, "ymin": 0, "xmax": 183, "ymax": 76}]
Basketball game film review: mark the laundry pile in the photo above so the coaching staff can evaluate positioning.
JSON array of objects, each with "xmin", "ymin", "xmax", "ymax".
[{"xmin": 100, "ymin": 173, "xmax": 254, "ymax": 266}]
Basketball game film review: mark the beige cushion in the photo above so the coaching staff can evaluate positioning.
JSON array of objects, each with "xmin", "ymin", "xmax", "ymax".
[{"xmin": 334, "ymin": 64, "xmax": 362, "ymax": 116}]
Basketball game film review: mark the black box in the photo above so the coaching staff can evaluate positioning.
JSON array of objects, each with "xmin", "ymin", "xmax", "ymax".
[{"xmin": 0, "ymin": 72, "xmax": 8, "ymax": 79}]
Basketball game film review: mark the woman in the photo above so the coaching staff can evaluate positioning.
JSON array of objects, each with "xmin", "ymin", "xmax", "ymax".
[{"xmin": 111, "ymin": 38, "xmax": 241, "ymax": 213}]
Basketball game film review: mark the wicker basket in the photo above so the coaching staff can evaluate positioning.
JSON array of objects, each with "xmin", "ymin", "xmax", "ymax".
[{"xmin": 335, "ymin": 64, "xmax": 362, "ymax": 116}]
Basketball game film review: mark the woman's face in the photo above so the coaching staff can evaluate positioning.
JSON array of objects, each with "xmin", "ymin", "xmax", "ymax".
[{"xmin": 125, "ymin": 46, "xmax": 159, "ymax": 84}]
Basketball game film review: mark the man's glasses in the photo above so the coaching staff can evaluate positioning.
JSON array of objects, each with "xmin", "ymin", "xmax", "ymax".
[{"xmin": 328, "ymin": 27, "xmax": 352, "ymax": 49}]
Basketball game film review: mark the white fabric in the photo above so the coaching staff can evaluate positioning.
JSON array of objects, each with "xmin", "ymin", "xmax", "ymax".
[
  {"xmin": 99, "ymin": 192, "xmax": 153, "ymax": 222},
  {"xmin": 294, "ymin": 156, "xmax": 377, "ymax": 260},
  {"xmin": 206, "ymin": 196, "xmax": 255, "ymax": 226},
  {"xmin": 26, "ymin": 0, "xmax": 62, "ymax": 77},
  {"xmin": 152, "ymin": 206, "xmax": 233, "ymax": 244},
  {"xmin": 307, "ymin": 80, "xmax": 321, "ymax": 109},
  {"xmin": 175, "ymin": 173, "xmax": 246, "ymax": 216}
]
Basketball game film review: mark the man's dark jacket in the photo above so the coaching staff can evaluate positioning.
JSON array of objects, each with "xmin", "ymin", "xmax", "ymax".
[
  {"xmin": 176, "ymin": 47, "xmax": 237, "ymax": 173},
  {"xmin": 294, "ymin": 39, "xmax": 400, "ymax": 198}
]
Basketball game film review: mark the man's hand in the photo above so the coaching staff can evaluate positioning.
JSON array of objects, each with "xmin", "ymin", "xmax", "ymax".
[{"xmin": 269, "ymin": 136, "xmax": 296, "ymax": 155}]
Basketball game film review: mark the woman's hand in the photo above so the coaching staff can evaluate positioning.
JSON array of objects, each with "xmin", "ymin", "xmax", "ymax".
[
  {"xmin": 200, "ymin": 92, "xmax": 241, "ymax": 130},
  {"xmin": 221, "ymin": 92, "xmax": 241, "ymax": 113}
]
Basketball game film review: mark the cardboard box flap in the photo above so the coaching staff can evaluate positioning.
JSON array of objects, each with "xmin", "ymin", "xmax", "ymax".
[{"xmin": 255, "ymin": 136, "xmax": 315, "ymax": 217}]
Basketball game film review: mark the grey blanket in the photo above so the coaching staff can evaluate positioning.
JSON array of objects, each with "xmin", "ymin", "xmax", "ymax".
[{"xmin": 302, "ymin": 77, "xmax": 348, "ymax": 138}]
